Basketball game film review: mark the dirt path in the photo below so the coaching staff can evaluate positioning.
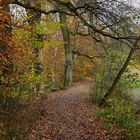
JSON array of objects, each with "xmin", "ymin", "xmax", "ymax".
[{"xmin": 29, "ymin": 81, "xmax": 118, "ymax": 140}]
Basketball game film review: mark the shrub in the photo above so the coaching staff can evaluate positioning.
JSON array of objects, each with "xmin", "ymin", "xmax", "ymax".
[
  {"xmin": 96, "ymin": 94, "xmax": 140, "ymax": 139},
  {"xmin": 90, "ymin": 43, "xmax": 140, "ymax": 139}
]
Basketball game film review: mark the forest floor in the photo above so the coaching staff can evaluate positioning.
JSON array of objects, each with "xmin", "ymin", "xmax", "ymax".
[{"xmin": 29, "ymin": 81, "xmax": 120, "ymax": 140}]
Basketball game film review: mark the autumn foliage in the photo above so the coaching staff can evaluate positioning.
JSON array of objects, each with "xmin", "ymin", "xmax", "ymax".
[
  {"xmin": 1, "ymin": 0, "xmax": 140, "ymax": 139},
  {"xmin": 0, "ymin": 0, "xmax": 34, "ymax": 95},
  {"xmin": 0, "ymin": 0, "xmax": 14, "ymax": 94}
]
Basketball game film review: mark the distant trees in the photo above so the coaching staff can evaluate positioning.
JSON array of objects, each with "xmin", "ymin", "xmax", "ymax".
[
  {"xmin": 8, "ymin": 0, "xmax": 140, "ymax": 101},
  {"xmin": 1, "ymin": 0, "xmax": 140, "ymax": 138}
]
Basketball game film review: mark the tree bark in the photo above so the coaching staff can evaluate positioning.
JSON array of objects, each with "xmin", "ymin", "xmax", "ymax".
[{"xmin": 59, "ymin": 13, "xmax": 73, "ymax": 88}]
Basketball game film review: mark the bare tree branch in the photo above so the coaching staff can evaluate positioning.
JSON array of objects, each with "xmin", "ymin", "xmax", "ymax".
[
  {"xmin": 12, "ymin": 0, "xmax": 75, "ymax": 16},
  {"xmin": 72, "ymin": 49, "xmax": 104, "ymax": 64}
]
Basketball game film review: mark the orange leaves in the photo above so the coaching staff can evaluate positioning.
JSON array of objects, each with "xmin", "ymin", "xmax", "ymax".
[
  {"xmin": 0, "ymin": 13, "xmax": 11, "ymax": 33},
  {"xmin": 0, "ymin": 0, "xmax": 13, "ymax": 5},
  {"xmin": 0, "ymin": 0, "xmax": 24, "ymax": 95},
  {"xmin": 0, "ymin": 2, "xmax": 12, "ymax": 51},
  {"xmin": 0, "ymin": 6, "xmax": 3, "ymax": 10},
  {"xmin": 0, "ymin": 0, "xmax": 12, "ymax": 33}
]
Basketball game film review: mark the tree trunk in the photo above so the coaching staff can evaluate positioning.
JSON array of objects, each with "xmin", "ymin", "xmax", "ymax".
[
  {"xmin": 100, "ymin": 38, "xmax": 140, "ymax": 106},
  {"xmin": 59, "ymin": 13, "xmax": 73, "ymax": 88},
  {"xmin": 26, "ymin": 0, "xmax": 43, "ymax": 95}
]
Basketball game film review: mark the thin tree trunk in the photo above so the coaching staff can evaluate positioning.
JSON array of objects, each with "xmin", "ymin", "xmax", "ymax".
[
  {"xmin": 59, "ymin": 13, "xmax": 73, "ymax": 88},
  {"xmin": 100, "ymin": 38, "xmax": 140, "ymax": 106}
]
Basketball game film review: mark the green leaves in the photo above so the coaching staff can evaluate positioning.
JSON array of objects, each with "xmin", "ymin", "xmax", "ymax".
[
  {"xmin": 35, "ymin": 21, "xmax": 62, "ymax": 35},
  {"xmin": 97, "ymin": 97, "xmax": 136, "ymax": 130},
  {"xmin": 14, "ymin": 20, "xmax": 63, "ymax": 48}
]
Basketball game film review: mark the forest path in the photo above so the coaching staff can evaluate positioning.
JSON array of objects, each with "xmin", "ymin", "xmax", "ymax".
[{"xmin": 29, "ymin": 81, "xmax": 117, "ymax": 140}]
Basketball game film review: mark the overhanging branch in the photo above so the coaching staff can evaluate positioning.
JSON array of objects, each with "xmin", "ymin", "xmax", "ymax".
[
  {"xmin": 51, "ymin": 0, "xmax": 139, "ymax": 41},
  {"xmin": 72, "ymin": 49, "xmax": 103, "ymax": 64},
  {"xmin": 12, "ymin": 0, "xmax": 139, "ymax": 42},
  {"xmin": 12, "ymin": 0, "xmax": 75, "ymax": 16}
]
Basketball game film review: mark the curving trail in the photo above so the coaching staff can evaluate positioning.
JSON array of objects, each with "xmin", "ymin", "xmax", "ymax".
[{"xmin": 29, "ymin": 81, "xmax": 118, "ymax": 140}]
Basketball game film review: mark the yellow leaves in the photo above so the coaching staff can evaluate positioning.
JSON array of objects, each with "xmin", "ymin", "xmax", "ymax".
[
  {"xmin": 35, "ymin": 21, "xmax": 62, "ymax": 35},
  {"xmin": 44, "ymin": 40, "xmax": 63, "ymax": 48},
  {"xmin": 60, "ymin": 0, "xmax": 70, "ymax": 3}
]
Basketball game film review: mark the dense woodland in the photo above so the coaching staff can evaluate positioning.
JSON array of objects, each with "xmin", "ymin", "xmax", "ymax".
[{"xmin": 0, "ymin": 0, "xmax": 140, "ymax": 139}]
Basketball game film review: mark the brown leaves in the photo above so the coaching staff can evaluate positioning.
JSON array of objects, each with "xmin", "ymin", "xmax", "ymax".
[{"xmin": 29, "ymin": 81, "xmax": 120, "ymax": 140}]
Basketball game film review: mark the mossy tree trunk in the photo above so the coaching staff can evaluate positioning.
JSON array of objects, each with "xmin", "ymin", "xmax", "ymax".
[{"xmin": 59, "ymin": 13, "xmax": 73, "ymax": 88}]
